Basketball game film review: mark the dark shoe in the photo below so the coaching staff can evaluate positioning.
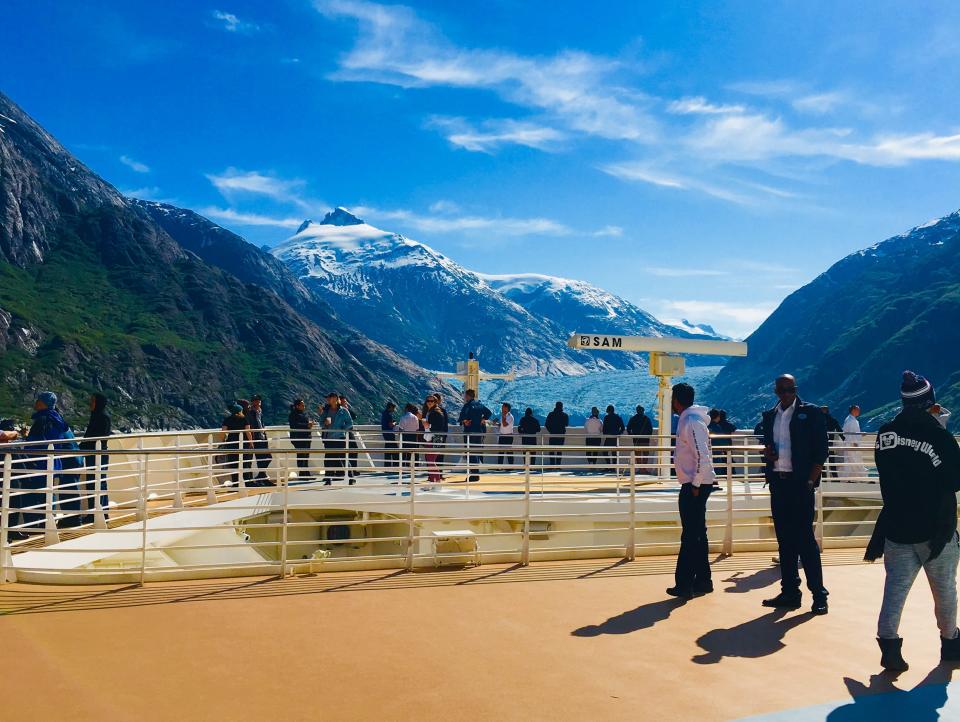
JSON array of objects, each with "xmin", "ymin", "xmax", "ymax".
[
  {"xmin": 692, "ymin": 582, "xmax": 714, "ymax": 596},
  {"xmin": 348, "ymin": 479, "xmax": 356, "ymax": 486},
  {"xmin": 941, "ymin": 629, "xmax": 960, "ymax": 662},
  {"xmin": 666, "ymin": 586, "xmax": 694, "ymax": 600},
  {"xmin": 762, "ymin": 592, "xmax": 802, "ymax": 609},
  {"xmin": 323, "ymin": 479, "xmax": 332, "ymax": 486},
  {"xmin": 878, "ymin": 637, "xmax": 909, "ymax": 671},
  {"xmin": 812, "ymin": 598, "xmax": 829, "ymax": 615},
  {"xmin": 468, "ymin": 475, "xmax": 480, "ymax": 482}
]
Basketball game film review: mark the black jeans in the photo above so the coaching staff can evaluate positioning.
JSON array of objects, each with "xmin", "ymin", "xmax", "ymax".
[
  {"xmin": 83, "ymin": 453, "xmax": 110, "ymax": 518},
  {"xmin": 324, "ymin": 439, "xmax": 346, "ymax": 480},
  {"xmin": 675, "ymin": 483, "xmax": 713, "ymax": 589},
  {"xmin": 466, "ymin": 434, "xmax": 484, "ymax": 478},
  {"xmin": 586, "ymin": 437, "xmax": 601, "ymax": 463},
  {"xmin": 603, "ymin": 437, "xmax": 619, "ymax": 464},
  {"xmin": 382, "ymin": 432, "xmax": 399, "ymax": 469},
  {"xmin": 548, "ymin": 436, "xmax": 565, "ymax": 467},
  {"xmin": 521, "ymin": 436, "xmax": 538, "ymax": 466},
  {"xmin": 251, "ymin": 439, "xmax": 272, "ymax": 483},
  {"xmin": 770, "ymin": 478, "xmax": 826, "ymax": 599},
  {"xmin": 497, "ymin": 435, "xmax": 514, "ymax": 466},
  {"xmin": 291, "ymin": 439, "xmax": 311, "ymax": 477}
]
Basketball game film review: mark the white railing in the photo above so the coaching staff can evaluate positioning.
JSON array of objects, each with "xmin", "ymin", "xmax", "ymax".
[{"xmin": 0, "ymin": 427, "xmax": 892, "ymax": 585}]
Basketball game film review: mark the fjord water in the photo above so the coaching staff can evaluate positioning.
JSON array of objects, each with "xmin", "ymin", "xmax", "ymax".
[{"xmin": 471, "ymin": 366, "xmax": 724, "ymax": 426}]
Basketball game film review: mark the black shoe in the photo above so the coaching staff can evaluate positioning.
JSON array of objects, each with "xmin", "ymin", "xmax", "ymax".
[
  {"xmin": 693, "ymin": 582, "xmax": 714, "ymax": 596},
  {"xmin": 878, "ymin": 637, "xmax": 909, "ymax": 671},
  {"xmin": 666, "ymin": 586, "xmax": 694, "ymax": 600},
  {"xmin": 942, "ymin": 629, "xmax": 960, "ymax": 662},
  {"xmin": 762, "ymin": 592, "xmax": 802, "ymax": 609},
  {"xmin": 348, "ymin": 479, "xmax": 356, "ymax": 486},
  {"xmin": 468, "ymin": 475, "xmax": 480, "ymax": 482},
  {"xmin": 7, "ymin": 530, "xmax": 30, "ymax": 542},
  {"xmin": 812, "ymin": 598, "xmax": 829, "ymax": 615},
  {"xmin": 323, "ymin": 479, "xmax": 332, "ymax": 486}
]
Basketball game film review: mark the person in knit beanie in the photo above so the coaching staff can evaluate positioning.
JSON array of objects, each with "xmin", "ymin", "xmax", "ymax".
[{"xmin": 870, "ymin": 370, "xmax": 960, "ymax": 671}]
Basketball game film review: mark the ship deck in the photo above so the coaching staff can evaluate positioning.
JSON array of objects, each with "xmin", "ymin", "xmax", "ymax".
[{"xmin": 1, "ymin": 549, "xmax": 955, "ymax": 720}]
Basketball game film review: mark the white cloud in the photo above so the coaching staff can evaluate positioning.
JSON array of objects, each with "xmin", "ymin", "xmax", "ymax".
[
  {"xmin": 212, "ymin": 10, "xmax": 260, "ymax": 34},
  {"xmin": 667, "ymin": 96, "xmax": 745, "ymax": 115},
  {"xmin": 428, "ymin": 200, "xmax": 461, "ymax": 214},
  {"xmin": 316, "ymin": 0, "xmax": 657, "ymax": 142},
  {"xmin": 121, "ymin": 186, "xmax": 162, "ymax": 200},
  {"xmin": 592, "ymin": 225, "xmax": 624, "ymax": 237},
  {"xmin": 661, "ymin": 299, "xmax": 777, "ymax": 333},
  {"xmin": 352, "ymin": 205, "xmax": 573, "ymax": 236},
  {"xmin": 206, "ymin": 168, "xmax": 311, "ymax": 207},
  {"xmin": 428, "ymin": 116, "xmax": 566, "ymax": 153},
  {"xmin": 120, "ymin": 155, "xmax": 150, "ymax": 173},
  {"xmin": 600, "ymin": 162, "xmax": 760, "ymax": 205},
  {"xmin": 199, "ymin": 206, "xmax": 302, "ymax": 228},
  {"xmin": 792, "ymin": 91, "xmax": 847, "ymax": 115}
]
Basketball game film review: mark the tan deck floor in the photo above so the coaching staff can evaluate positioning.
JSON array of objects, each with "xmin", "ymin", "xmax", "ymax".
[{"xmin": 0, "ymin": 549, "xmax": 955, "ymax": 721}]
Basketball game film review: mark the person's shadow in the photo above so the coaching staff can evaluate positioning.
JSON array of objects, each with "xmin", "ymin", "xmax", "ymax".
[
  {"xmin": 722, "ymin": 567, "xmax": 781, "ymax": 594},
  {"xmin": 826, "ymin": 666, "xmax": 955, "ymax": 721},
  {"xmin": 572, "ymin": 597, "xmax": 687, "ymax": 637},
  {"xmin": 692, "ymin": 608, "xmax": 814, "ymax": 664}
]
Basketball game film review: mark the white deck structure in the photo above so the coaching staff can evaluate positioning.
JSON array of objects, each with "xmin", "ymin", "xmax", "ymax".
[{"xmin": 1, "ymin": 426, "xmax": 886, "ymax": 585}]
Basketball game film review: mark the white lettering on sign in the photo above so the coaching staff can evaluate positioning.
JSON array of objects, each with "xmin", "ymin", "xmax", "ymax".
[{"xmin": 579, "ymin": 335, "xmax": 623, "ymax": 349}]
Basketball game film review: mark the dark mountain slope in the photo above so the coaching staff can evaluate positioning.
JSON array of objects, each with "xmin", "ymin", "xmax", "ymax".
[
  {"xmin": 708, "ymin": 211, "xmax": 960, "ymax": 428},
  {"xmin": 0, "ymin": 91, "xmax": 438, "ymax": 427}
]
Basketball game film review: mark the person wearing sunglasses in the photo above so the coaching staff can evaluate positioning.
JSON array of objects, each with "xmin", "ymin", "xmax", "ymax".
[{"xmin": 759, "ymin": 374, "xmax": 830, "ymax": 615}]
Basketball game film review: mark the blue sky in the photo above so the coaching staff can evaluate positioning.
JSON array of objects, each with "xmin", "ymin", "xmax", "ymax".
[{"xmin": 4, "ymin": 1, "xmax": 960, "ymax": 337}]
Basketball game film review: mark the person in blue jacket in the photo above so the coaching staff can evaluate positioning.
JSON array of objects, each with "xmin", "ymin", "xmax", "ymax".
[
  {"xmin": 14, "ymin": 391, "xmax": 71, "ymax": 536},
  {"xmin": 457, "ymin": 389, "xmax": 491, "ymax": 482},
  {"xmin": 322, "ymin": 392, "xmax": 354, "ymax": 484}
]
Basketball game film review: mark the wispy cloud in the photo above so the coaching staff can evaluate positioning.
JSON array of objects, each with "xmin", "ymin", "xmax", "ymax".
[
  {"xmin": 199, "ymin": 206, "xmax": 302, "ymax": 228},
  {"xmin": 212, "ymin": 10, "xmax": 260, "ymax": 34},
  {"xmin": 592, "ymin": 225, "xmax": 624, "ymax": 238},
  {"xmin": 120, "ymin": 186, "xmax": 163, "ymax": 200},
  {"xmin": 428, "ymin": 116, "xmax": 566, "ymax": 153},
  {"xmin": 667, "ymin": 96, "xmax": 745, "ymax": 115},
  {"xmin": 352, "ymin": 205, "xmax": 573, "ymax": 236},
  {"xmin": 791, "ymin": 91, "xmax": 847, "ymax": 115},
  {"xmin": 120, "ymin": 155, "xmax": 150, "ymax": 173},
  {"xmin": 662, "ymin": 299, "xmax": 777, "ymax": 328},
  {"xmin": 206, "ymin": 168, "xmax": 313, "ymax": 208},
  {"xmin": 600, "ymin": 162, "xmax": 763, "ymax": 206},
  {"xmin": 317, "ymin": 0, "xmax": 657, "ymax": 142}
]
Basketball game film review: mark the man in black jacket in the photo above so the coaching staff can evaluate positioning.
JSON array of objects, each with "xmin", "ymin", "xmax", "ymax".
[
  {"xmin": 544, "ymin": 402, "xmax": 569, "ymax": 469},
  {"xmin": 820, "ymin": 406, "xmax": 844, "ymax": 479},
  {"xmin": 760, "ymin": 374, "xmax": 830, "ymax": 615},
  {"xmin": 869, "ymin": 371, "xmax": 960, "ymax": 671},
  {"xmin": 80, "ymin": 393, "xmax": 111, "ymax": 523},
  {"xmin": 627, "ymin": 405, "xmax": 654, "ymax": 474},
  {"xmin": 518, "ymin": 408, "xmax": 541, "ymax": 466}
]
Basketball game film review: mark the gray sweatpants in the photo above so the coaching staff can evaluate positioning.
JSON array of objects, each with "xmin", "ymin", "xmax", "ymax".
[{"xmin": 877, "ymin": 532, "xmax": 960, "ymax": 640}]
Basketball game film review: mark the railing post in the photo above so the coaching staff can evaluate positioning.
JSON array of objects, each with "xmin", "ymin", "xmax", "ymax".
[
  {"xmin": 722, "ymin": 447, "xmax": 734, "ymax": 556},
  {"xmin": 172, "ymin": 435, "xmax": 184, "ymax": 509},
  {"xmin": 465, "ymin": 435, "xmax": 471, "ymax": 500},
  {"xmin": 93, "ymin": 442, "xmax": 107, "ymax": 529},
  {"xmin": 406, "ymin": 449, "xmax": 416, "ymax": 571},
  {"xmin": 280, "ymin": 448, "xmax": 289, "ymax": 578},
  {"xmin": 816, "ymin": 480, "xmax": 825, "ymax": 550},
  {"xmin": 44, "ymin": 453, "xmax": 59, "ymax": 546},
  {"xmin": 1, "ymin": 452, "xmax": 14, "ymax": 583},
  {"xmin": 627, "ymin": 450, "xmax": 636, "ymax": 561},
  {"xmin": 135, "ymin": 437, "xmax": 146, "ymax": 521},
  {"xmin": 522, "ymin": 450, "xmax": 531, "ymax": 566},
  {"xmin": 206, "ymin": 433, "xmax": 217, "ymax": 504},
  {"xmin": 237, "ymin": 437, "xmax": 247, "ymax": 497},
  {"xmin": 139, "ymin": 451, "xmax": 148, "ymax": 587}
]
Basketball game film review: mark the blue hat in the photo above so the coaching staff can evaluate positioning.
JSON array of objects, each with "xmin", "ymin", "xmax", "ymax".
[
  {"xmin": 901, "ymin": 370, "xmax": 936, "ymax": 409},
  {"xmin": 36, "ymin": 391, "xmax": 57, "ymax": 408}
]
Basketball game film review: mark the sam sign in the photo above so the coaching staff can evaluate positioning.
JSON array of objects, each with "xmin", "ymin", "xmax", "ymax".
[{"xmin": 580, "ymin": 335, "xmax": 623, "ymax": 349}]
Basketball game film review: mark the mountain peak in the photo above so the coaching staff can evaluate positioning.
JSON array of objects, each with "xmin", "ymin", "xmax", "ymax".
[
  {"xmin": 320, "ymin": 207, "xmax": 364, "ymax": 226},
  {"xmin": 296, "ymin": 219, "xmax": 314, "ymax": 234}
]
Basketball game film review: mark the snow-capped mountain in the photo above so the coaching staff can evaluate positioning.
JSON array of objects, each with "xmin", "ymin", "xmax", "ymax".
[
  {"xmin": 480, "ymin": 273, "xmax": 699, "ymax": 338},
  {"xmin": 273, "ymin": 209, "xmax": 613, "ymax": 376}
]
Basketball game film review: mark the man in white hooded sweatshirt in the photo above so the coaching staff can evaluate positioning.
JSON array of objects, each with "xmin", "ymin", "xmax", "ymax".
[{"xmin": 667, "ymin": 382, "xmax": 717, "ymax": 599}]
